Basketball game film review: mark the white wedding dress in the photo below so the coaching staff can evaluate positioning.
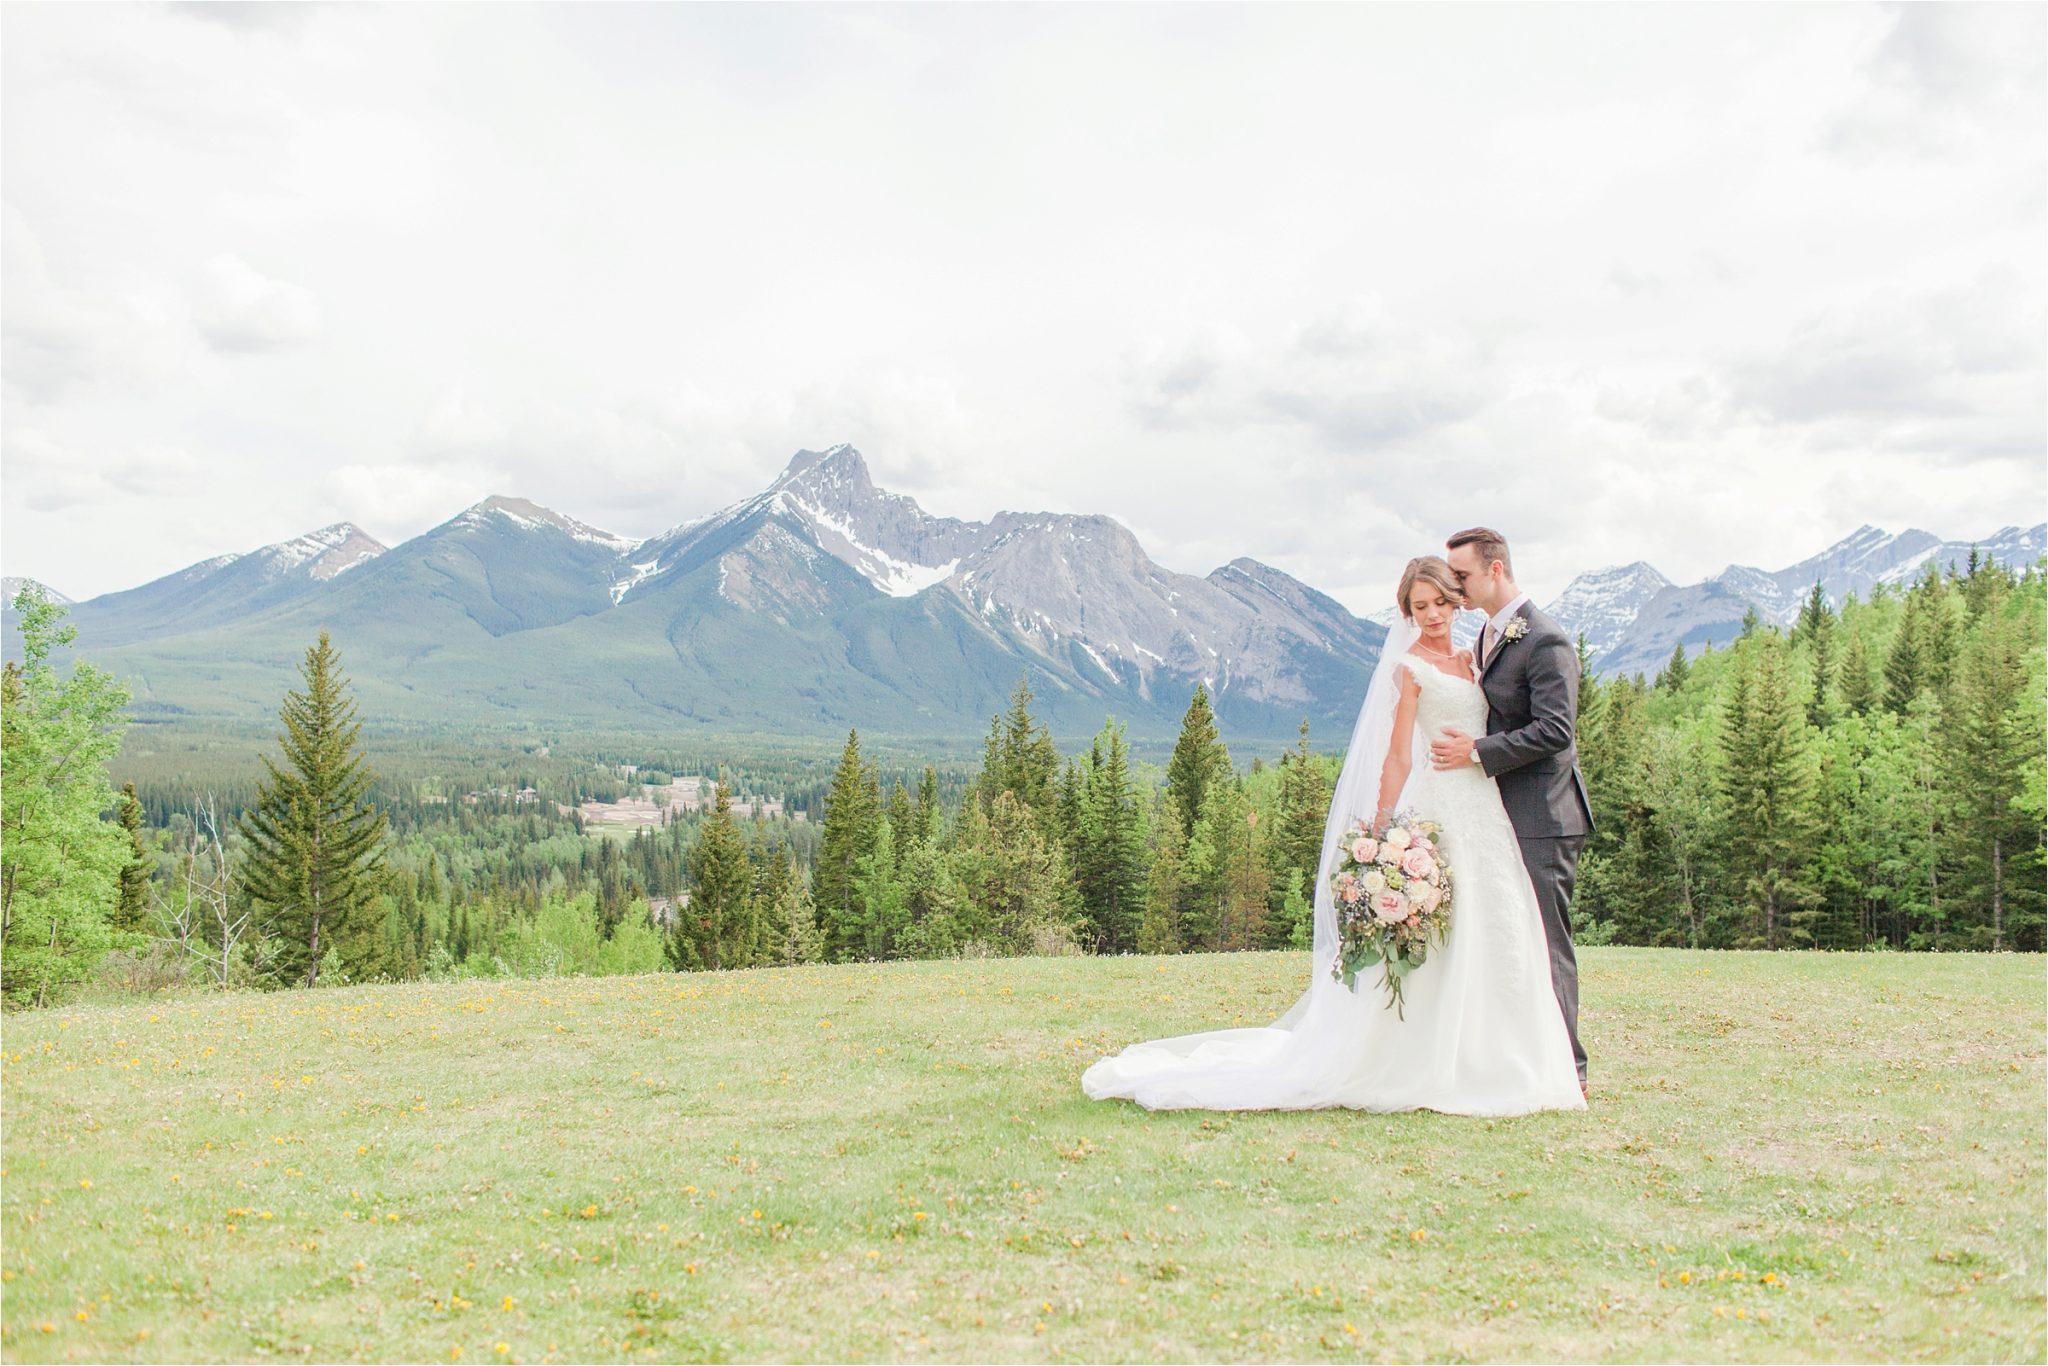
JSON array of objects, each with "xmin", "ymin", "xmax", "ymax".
[{"xmin": 1081, "ymin": 619, "xmax": 1585, "ymax": 1116}]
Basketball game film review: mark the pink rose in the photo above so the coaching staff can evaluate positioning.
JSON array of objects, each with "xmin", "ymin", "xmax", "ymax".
[
  {"xmin": 1416, "ymin": 885, "xmax": 1442, "ymax": 913},
  {"xmin": 1400, "ymin": 847, "xmax": 1435, "ymax": 880},
  {"xmin": 1373, "ymin": 890, "xmax": 1409, "ymax": 924},
  {"xmin": 1352, "ymin": 837, "xmax": 1379, "ymax": 864},
  {"xmin": 1340, "ymin": 885, "xmax": 1362, "ymax": 904}
]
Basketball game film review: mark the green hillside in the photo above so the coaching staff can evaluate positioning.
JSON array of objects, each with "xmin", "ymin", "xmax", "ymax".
[{"xmin": 2, "ymin": 948, "xmax": 2039, "ymax": 1362}]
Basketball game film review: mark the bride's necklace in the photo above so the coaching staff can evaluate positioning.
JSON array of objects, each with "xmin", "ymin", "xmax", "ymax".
[{"xmin": 1414, "ymin": 637, "xmax": 1456, "ymax": 660}]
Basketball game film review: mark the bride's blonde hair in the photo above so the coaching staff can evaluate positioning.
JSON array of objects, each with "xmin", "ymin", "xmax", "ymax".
[{"xmin": 1396, "ymin": 555, "xmax": 1465, "ymax": 620}]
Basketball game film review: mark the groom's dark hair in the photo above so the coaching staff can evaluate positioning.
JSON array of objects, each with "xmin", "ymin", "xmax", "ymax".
[{"xmin": 1447, "ymin": 527, "xmax": 1513, "ymax": 578}]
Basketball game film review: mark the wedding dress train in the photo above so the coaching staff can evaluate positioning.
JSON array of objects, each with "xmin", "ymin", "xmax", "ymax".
[{"xmin": 1080, "ymin": 626, "xmax": 1585, "ymax": 1117}]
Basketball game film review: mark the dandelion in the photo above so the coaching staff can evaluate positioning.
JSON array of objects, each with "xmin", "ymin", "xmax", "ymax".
[
  {"xmin": 502, "ymin": 1296, "xmax": 515, "ymax": 1312},
  {"xmin": 495, "ymin": 1343, "xmax": 510, "ymax": 1355}
]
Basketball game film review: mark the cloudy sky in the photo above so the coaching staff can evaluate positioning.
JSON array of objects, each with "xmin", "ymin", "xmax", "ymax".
[{"xmin": 4, "ymin": 2, "xmax": 2043, "ymax": 611}]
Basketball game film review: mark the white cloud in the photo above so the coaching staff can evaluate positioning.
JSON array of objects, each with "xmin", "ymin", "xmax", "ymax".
[
  {"xmin": 194, "ymin": 253, "xmax": 322, "ymax": 354},
  {"xmin": 0, "ymin": 2, "xmax": 2040, "ymax": 607}
]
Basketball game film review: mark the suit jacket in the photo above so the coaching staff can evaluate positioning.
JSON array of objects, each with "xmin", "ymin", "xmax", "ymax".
[{"xmin": 1473, "ymin": 601, "xmax": 1594, "ymax": 840}]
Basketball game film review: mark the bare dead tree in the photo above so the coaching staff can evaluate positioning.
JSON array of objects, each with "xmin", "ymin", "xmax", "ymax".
[{"xmin": 150, "ymin": 796, "xmax": 248, "ymax": 990}]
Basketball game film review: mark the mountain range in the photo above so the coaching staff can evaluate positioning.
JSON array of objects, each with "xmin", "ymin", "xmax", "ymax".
[
  {"xmin": 4, "ymin": 446, "xmax": 1384, "ymax": 744},
  {"xmin": 1549, "ymin": 522, "xmax": 2045, "ymax": 677},
  {"xmin": 7, "ymin": 445, "xmax": 2038, "ymax": 742}
]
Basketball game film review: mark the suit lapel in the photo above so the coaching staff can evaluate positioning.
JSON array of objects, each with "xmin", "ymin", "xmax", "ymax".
[{"xmin": 1479, "ymin": 603, "xmax": 1531, "ymax": 683}]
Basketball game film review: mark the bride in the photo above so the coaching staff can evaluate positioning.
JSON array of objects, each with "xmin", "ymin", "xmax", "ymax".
[{"xmin": 1080, "ymin": 555, "xmax": 1585, "ymax": 1116}]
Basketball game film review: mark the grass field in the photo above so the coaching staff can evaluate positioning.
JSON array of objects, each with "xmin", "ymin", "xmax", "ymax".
[{"xmin": 1, "ymin": 948, "xmax": 2041, "ymax": 1363}]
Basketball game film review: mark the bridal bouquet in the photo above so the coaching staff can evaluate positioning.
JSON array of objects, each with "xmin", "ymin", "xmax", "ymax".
[{"xmin": 1327, "ymin": 809, "xmax": 1453, "ymax": 1018}]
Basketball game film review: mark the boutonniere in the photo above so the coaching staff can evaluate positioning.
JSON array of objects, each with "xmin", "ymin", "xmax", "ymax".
[{"xmin": 1500, "ymin": 617, "xmax": 1530, "ymax": 644}]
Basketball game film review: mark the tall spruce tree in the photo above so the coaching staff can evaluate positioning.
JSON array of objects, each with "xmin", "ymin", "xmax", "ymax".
[
  {"xmin": 1137, "ymin": 801, "xmax": 1190, "ymax": 955},
  {"xmin": 1715, "ymin": 632, "xmax": 1819, "ymax": 949},
  {"xmin": 1272, "ymin": 720, "xmax": 1331, "ymax": 902},
  {"xmin": 1794, "ymin": 582, "xmax": 1838, "ymax": 727},
  {"xmin": 762, "ymin": 842, "xmax": 824, "ymax": 965},
  {"xmin": 992, "ymin": 675, "xmax": 1061, "ymax": 832},
  {"xmin": 1883, "ymin": 589, "xmax": 1926, "ymax": 715},
  {"xmin": 815, "ymin": 730, "xmax": 881, "ymax": 957},
  {"xmin": 1838, "ymin": 630, "xmax": 1878, "ymax": 716},
  {"xmin": 238, "ymin": 631, "xmax": 389, "ymax": 987},
  {"xmin": 1075, "ymin": 718, "xmax": 1146, "ymax": 952},
  {"xmin": 1166, "ymin": 683, "xmax": 1230, "ymax": 836},
  {"xmin": 1943, "ymin": 606, "xmax": 2036, "ymax": 950},
  {"xmin": 685, "ymin": 778, "xmax": 754, "ymax": 970},
  {"xmin": 1656, "ymin": 641, "xmax": 1690, "ymax": 693},
  {"xmin": 913, "ymin": 766, "xmax": 942, "ymax": 844},
  {"xmin": 114, "ymin": 781, "xmax": 151, "ymax": 935}
]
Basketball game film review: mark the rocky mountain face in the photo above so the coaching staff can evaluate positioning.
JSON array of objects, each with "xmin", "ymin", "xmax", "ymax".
[
  {"xmin": 1548, "ymin": 523, "xmax": 2046, "ymax": 678},
  {"xmin": 1542, "ymin": 562, "xmax": 1671, "ymax": 661},
  {"xmin": 16, "ymin": 445, "xmax": 1386, "ymax": 743}
]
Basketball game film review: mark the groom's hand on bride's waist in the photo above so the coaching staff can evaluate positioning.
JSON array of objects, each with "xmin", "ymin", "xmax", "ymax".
[{"xmin": 1429, "ymin": 727, "xmax": 1478, "ymax": 770}]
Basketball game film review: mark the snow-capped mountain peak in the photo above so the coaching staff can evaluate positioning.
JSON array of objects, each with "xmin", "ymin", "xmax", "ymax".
[
  {"xmin": 259, "ymin": 522, "xmax": 387, "ymax": 580},
  {"xmin": 458, "ymin": 496, "xmax": 642, "ymax": 552}
]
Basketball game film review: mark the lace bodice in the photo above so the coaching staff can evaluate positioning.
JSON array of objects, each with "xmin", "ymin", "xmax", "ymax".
[{"xmin": 1396, "ymin": 653, "xmax": 1488, "ymax": 739}]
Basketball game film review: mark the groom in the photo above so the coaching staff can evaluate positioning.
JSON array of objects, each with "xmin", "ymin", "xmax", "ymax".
[{"xmin": 1428, "ymin": 527, "xmax": 1594, "ymax": 1100}]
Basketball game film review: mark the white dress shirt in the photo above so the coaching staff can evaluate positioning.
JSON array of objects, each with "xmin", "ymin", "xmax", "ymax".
[{"xmin": 1478, "ymin": 591, "xmax": 1530, "ymax": 669}]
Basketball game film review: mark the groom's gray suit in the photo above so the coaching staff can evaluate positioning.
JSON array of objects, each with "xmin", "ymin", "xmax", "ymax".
[{"xmin": 1472, "ymin": 600, "xmax": 1594, "ymax": 1087}]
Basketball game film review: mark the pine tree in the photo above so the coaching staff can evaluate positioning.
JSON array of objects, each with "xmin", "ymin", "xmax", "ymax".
[
  {"xmin": 1576, "ymin": 634, "xmax": 1607, "ymax": 733},
  {"xmin": 913, "ymin": 766, "xmax": 942, "ymax": 844},
  {"xmin": 114, "ymin": 782, "xmax": 151, "ymax": 935},
  {"xmin": 1196, "ymin": 778, "xmax": 1272, "ymax": 951},
  {"xmin": 238, "ymin": 632, "xmax": 389, "ymax": 987},
  {"xmin": 1882, "ymin": 593, "xmax": 1925, "ymax": 716},
  {"xmin": 1656, "ymin": 641, "xmax": 1690, "ymax": 693},
  {"xmin": 992, "ymin": 675, "xmax": 1061, "ymax": 832},
  {"xmin": 683, "ymin": 778, "xmax": 754, "ymax": 970},
  {"xmin": 963, "ymin": 792, "xmax": 1079, "ymax": 956},
  {"xmin": 886, "ymin": 779, "xmax": 914, "ymax": 869},
  {"xmin": 1075, "ymin": 718, "xmax": 1146, "ymax": 952},
  {"xmin": 1136, "ymin": 800, "xmax": 1189, "ymax": 955},
  {"xmin": 815, "ymin": 730, "xmax": 881, "ymax": 958},
  {"xmin": 1838, "ymin": 631, "xmax": 1878, "ymax": 716},
  {"xmin": 850, "ymin": 817, "xmax": 909, "ymax": 960},
  {"xmin": 1793, "ymin": 582, "xmax": 1837, "ymax": 727},
  {"xmin": 1272, "ymin": 720, "xmax": 1331, "ymax": 908},
  {"xmin": 764, "ymin": 844, "xmax": 824, "ymax": 965},
  {"xmin": 1716, "ymin": 633, "xmax": 1819, "ymax": 949},
  {"xmin": 897, "ymin": 836, "xmax": 969, "ymax": 959},
  {"xmin": 1943, "ymin": 606, "xmax": 2037, "ymax": 950},
  {"xmin": 1166, "ymin": 683, "xmax": 1230, "ymax": 836}
]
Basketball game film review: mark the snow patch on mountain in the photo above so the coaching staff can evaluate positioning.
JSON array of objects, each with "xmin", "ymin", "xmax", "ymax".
[
  {"xmin": 610, "ymin": 559, "xmax": 661, "ymax": 604},
  {"xmin": 462, "ymin": 496, "xmax": 641, "ymax": 552}
]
